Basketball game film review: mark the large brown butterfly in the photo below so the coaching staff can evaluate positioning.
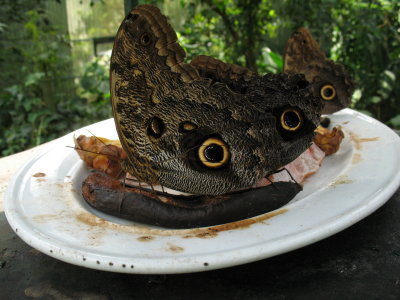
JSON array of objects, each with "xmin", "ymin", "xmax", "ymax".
[
  {"xmin": 283, "ymin": 27, "xmax": 355, "ymax": 114},
  {"xmin": 110, "ymin": 5, "xmax": 322, "ymax": 195}
]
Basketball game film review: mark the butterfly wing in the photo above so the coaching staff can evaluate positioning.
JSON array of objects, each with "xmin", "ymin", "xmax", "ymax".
[
  {"xmin": 283, "ymin": 27, "xmax": 355, "ymax": 114},
  {"xmin": 111, "ymin": 6, "xmax": 321, "ymax": 195},
  {"xmin": 110, "ymin": 4, "xmax": 201, "ymax": 184},
  {"xmin": 190, "ymin": 55, "xmax": 255, "ymax": 82},
  {"xmin": 190, "ymin": 55, "xmax": 257, "ymax": 95}
]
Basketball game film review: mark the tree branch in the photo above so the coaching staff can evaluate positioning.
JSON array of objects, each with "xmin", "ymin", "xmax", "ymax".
[{"xmin": 242, "ymin": 0, "xmax": 261, "ymax": 70}]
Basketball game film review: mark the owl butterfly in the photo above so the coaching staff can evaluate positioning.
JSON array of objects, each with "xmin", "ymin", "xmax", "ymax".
[
  {"xmin": 110, "ymin": 4, "xmax": 322, "ymax": 196},
  {"xmin": 283, "ymin": 27, "xmax": 355, "ymax": 114}
]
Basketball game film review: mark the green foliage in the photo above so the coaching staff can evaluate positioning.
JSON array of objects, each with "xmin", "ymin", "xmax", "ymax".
[
  {"xmin": 0, "ymin": 4, "xmax": 111, "ymax": 157},
  {"xmin": 1, "ymin": 0, "xmax": 399, "ymax": 157},
  {"xmin": 326, "ymin": 1, "xmax": 400, "ymax": 125},
  {"xmin": 177, "ymin": 0, "xmax": 400, "ymax": 127},
  {"xmin": 178, "ymin": 0, "xmax": 283, "ymax": 73}
]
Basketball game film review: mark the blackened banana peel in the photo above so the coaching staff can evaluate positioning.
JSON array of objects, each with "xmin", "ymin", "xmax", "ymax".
[{"xmin": 82, "ymin": 172, "xmax": 301, "ymax": 229}]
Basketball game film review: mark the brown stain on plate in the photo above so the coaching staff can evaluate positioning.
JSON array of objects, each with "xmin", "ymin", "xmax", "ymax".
[
  {"xmin": 76, "ymin": 208, "xmax": 288, "ymax": 239},
  {"xmin": 183, "ymin": 208, "xmax": 288, "ymax": 239},
  {"xmin": 137, "ymin": 235, "xmax": 155, "ymax": 242},
  {"xmin": 32, "ymin": 214, "xmax": 61, "ymax": 223},
  {"xmin": 359, "ymin": 137, "xmax": 380, "ymax": 142},
  {"xmin": 348, "ymin": 132, "xmax": 379, "ymax": 150},
  {"xmin": 213, "ymin": 209, "xmax": 287, "ymax": 231},
  {"xmin": 352, "ymin": 153, "xmax": 362, "ymax": 164},
  {"xmin": 32, "ymin": 172, "xmax": 46, "ymax": 177},
  {"xmin": 347, "ymin": 131, "xmax": 379, "ymax": 165},
  {"xmin": 74, "ymin": 213, "xmax": 107, "ymax": 246},
  {"xmin": 167, "ymin": 244, "xmax": 184, "ymax": 253},
  {"xmin": 193, "ymin": 231, "xmax": 218, "ymax": 239},
  {"xmin": 329, "ymin": 175, "xmax": 354, "ymax": 188},
  {"xmin": 77, "ymin": 212, "xmax": 108, "ymax": 227},
  {"xmin": 33, "ymin": 172, "xmax": 46, "ymax": 177}
]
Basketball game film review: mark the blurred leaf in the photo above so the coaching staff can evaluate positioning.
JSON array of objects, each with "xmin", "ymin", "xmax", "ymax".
[
  {"xmin": 24, "ymin": 72, "xmax": 45, "ymax": 86},
  {"xmin": 28, "ymin": 111, "xmax": 41, "ymax": 123},
  {"xmin": 351, "ymin": 89, "xmax": 362, "ymax": 106},
  {"xmin": 383, "ymin": 70, "xmax": 396, "ymax": 83},
  {"xmin": 389, "ymin": 115, "xmax": 400, "ymax": 128},
  {"xmin": 269, "ymin": 51, "xmax": 283, "ymax": 72},
  {"xmin": 370, "ymin": 96, "xmax": 382, "ymax": 104},
  {"xmin": 0, "ymin": 22, "xmax": 7, "ymax": 33},
  {"xmin": 4, "ymin": 85, "xmax": 19, "ymax": 96}
]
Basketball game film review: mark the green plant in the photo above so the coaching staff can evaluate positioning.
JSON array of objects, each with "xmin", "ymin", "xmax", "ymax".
[
  {"xmin": 178, "ymin": 0, "xmax": 284, "ymax": 73},
  {"xmin": 1, "ymin": 0, "xmax": 399, "ymax": 157},
  {"xmin": 330, "ymin": 1, "xmax": 399, "ymax": 125},
  {"xmin": 0, "ymin": 7, "xmax": 111, "ymax": 157},
  {"xmin": 178, "ymin": 0, "xmax": 400, "ymax": 127}
]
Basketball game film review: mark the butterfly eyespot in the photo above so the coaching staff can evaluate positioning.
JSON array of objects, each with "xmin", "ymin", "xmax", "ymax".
[
  {"xmin": 280, "ymin": 108, "xmax": 303, "ymax": 132},
  {"xmin": 179, "ymin": 121, "xmax": 198, "ymax": 133},
  {"xmin": 198, "ymin": 138, "xmax": 230, "ymax": 168},
  {"xmin": 147, "ymin": 117, "xmax": 164, "ymax": 139},
  {"xmin": 320, "ymin": 84, "xmax": 336, "ymax": 101},
  {"xmin": 140, "ymin": 33, "xmax": 151, "ymax": 46}
]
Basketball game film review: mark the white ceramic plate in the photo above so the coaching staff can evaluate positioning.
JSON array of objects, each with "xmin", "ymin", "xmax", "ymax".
[{"xmin": 5, "ymin": 109, "xmax": 400, "ymax": 274}]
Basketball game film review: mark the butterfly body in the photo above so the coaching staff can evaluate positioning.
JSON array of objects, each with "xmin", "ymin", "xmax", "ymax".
[{"xmin": 111, "ymin": 5, "xmax": 322, "ymax": 195}]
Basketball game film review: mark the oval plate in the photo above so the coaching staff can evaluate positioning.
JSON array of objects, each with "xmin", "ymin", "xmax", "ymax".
[{"xmin": 5, "ymin": 109, "xmax": 400, "ymax": 274}]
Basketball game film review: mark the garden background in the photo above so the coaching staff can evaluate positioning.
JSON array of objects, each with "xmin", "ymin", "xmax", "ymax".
[{"xmin": 0, "ymin": 0, "xmax": 399, "ymax": 156}]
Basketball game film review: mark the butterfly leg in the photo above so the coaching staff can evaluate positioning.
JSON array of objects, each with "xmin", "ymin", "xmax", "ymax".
[
  {"xmin": 280, "ymin": 167, "xmax": 302, "ymax": 189},
  {"xmin": 263, "ymin": 175, "xmax": 282, "ymax": 193}
]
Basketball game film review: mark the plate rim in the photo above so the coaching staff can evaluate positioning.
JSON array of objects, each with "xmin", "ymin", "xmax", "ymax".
[{"xmin": 5, "ymin": 109, "xmax": 400, "ymax": 274}]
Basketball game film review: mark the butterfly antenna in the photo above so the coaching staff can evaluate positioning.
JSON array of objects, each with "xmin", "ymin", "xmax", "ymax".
[
  {"xmin": 67, "ymin": 145, "xmax": 121, "ymax": 160},
  {"xmin": 67, "ymin": 145, "xmax": 100, "ymax": 156},
  {"xmin": 86, "ymin": 129, "xmax": 120, "ymax": 158}
]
